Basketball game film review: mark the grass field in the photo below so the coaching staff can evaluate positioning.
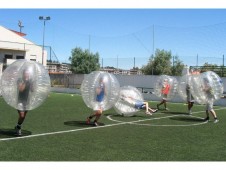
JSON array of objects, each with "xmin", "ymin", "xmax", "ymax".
[{"xmin": 0, "ymin": 92, "xmax": 226, "ymax": 161}]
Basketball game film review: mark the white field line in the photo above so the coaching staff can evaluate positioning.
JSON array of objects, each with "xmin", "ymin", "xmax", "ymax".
[
  {"xmin": 131, "ymin": 115, "xmax": 208, "ymax": 127},
  {"xmin": 106, "ymin": 107, "xmax": 226, "ymax": 126},
  {"xmin": 0, "ymin": 107, "xmax": 225, "ymax": 142},
  {"xmin": 0, "ymin": 122, "xmax": 127, "ymax": 142}
]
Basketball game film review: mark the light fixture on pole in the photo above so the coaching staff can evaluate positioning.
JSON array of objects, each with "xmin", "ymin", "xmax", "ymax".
[{"xmin": 39, "ymin": 16, "xmax": 50, "ymax": 65}]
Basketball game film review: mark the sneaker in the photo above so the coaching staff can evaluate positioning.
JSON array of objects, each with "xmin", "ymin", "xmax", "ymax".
[
  {"xmin": 153, "ymin": 109, "xmax": 158, "ymax": 113},
  {"xmin": 15, "ymin": 126, "xmax": 22, "ymax": 136},
  {"xmin": 94, "ymin": 121, "xmax": 98, "ymax": 126},
  {"xmin": 86, "ymin": 117, "xmax": 91, "ymax": 124},
  {"xmin": 156, "ymin": 104, "xmax": 159, "ymax": 110},
  {"xmin": 203, "ymin": 117, "xmax": 209, "ymax": 121},
  {"xmin": 214, "ymin": 119, "xmax": 219, "ymax": 123},
  {"xmin": 165, "ymin": 108, "xmax": 169, "ymax": 111},
  {"xmin": 145, "ymin": 111, "xmax": 152, "ymax": 115}
]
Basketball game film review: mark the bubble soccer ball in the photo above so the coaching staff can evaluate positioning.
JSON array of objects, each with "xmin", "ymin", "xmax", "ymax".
[
  {"xmin": 190, "ymin": 71, "xmax": 223, "ymax": 104},
  {"xmin": 177, "ymin": 74, "xmax": 192, "ymax": 101},
  {"xmin": 153, "ymin": 75, "xmax": 178, "ymax": 100},
  {"xmin": 0, "ymin": 60, "xmax": 51, "ymax": 110},
  {"xmin": 114, "ymin": 86, "xmax": 144, "ymax": 117},
  {"xmin": 81, "ymin": 71, "xmax": 120, "ymax": 111}
]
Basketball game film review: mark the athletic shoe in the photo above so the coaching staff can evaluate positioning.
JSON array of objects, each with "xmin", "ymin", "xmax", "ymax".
[
  {"xmin": 145, "ymin": 111, "xmax": 152, "ymax": 115},
  {"xmin": 15, "ymin": 126, "xmax": 22, "ymax": 136},
  {"xmin": 213, "ymin": 119, "xmax": 219, "ymax": 123},
  {"xmin": 86, "ymin": 117, "xmax": 91, "ymax": 124},
  {"xmin": 165, "ymin": 108, "xmax": 169, "ymax": 111},
  {"xmin": 94, "ymin": 121, "xmax": 98, "ymax": 126},
  {"xmin": 153, "ymin": 109, "xmax": 158, "ymax": 113}
]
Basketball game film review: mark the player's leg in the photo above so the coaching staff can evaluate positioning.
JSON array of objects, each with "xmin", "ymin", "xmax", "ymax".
[
  {"xmin": 94, "ymin": 109, "xmax": 102, "ymax": 126},
  {"xmin": 15, "ymin": 110, "xmax": 27, "ymax": 136}
]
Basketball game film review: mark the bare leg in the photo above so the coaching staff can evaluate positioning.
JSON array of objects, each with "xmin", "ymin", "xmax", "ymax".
[
  {"xmin": 144, "ymin": 102, "xmax": 149, "ymax": 112},
  {"xmin": 92, "ymin": 109, "xmax": 103, "ymax": 126},
  {"xmin": 210, "ymin": 109, "xmax": 217, "ymax": 119},
  {"xmin": 88, "ymin": 112, "xmax": 96, "ymax": 119},
  {"xmin": 94, "ymin": 110, "xmax": 102, "ymax": 122},
  {"xmin": 16, "ymin": 110, "xmax": 27, "ymax": 136},
  {"xmin": 148, "ymin": 107, "xmax": 157, "ymax": 113},
  {"xmin": 17, "ymin": 111, "xmax": 27, "ymax": 126}
]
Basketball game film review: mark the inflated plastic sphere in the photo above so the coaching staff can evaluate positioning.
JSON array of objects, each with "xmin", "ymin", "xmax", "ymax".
[
  {"xmin": 114, "ymin": 86, "xmax": 143, "ymax": 117},
  {"xmin": 0, "ymin": 60, "xmax": 51, "ymax": 110},
  {"xmin": 177, "ymin": 74, "xmax": 192, "ymax": 101},
  {"xmin": 190, "ymin": 71, "xmax": 223, "ymax": 104},
  {"xmin": 81, "ymin": 71, "xmax": 120, "ymax": 111},
  {"xmin": 0, "ymin": 76, "xmax": 2, "ymax": 96},
  {"xmin": 153, "ymin": 75, "xmax": 178, "ymax": 100}
]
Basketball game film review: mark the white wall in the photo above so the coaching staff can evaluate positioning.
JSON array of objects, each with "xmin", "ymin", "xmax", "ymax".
[{"xmin": 0, "ymin": 25, "xmax": 47, "ymax": 70}]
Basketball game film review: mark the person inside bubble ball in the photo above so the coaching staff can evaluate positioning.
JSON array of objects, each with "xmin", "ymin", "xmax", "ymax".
[
  {"xmin": 86, "ymin": 76, "xmax": 106, "ymax": 126},
  {"xmin": 121, "ymin": 95, "xmax": 157, "ymax": 115},
  {"xmin": 202, "ymin": 77, "xmax": 219, "ymax": 123},
  {"xmin": 186, "ymin": 82, "xmax": 194, "ymax": 115},
  {"xmin": 15, "ymin": 68, "xmax": 34, "ymax": 136},
  {"xmin": 186, "ymin": 68, "xmax": 197, "ymax": 115},
  {"xmin": 157, "ymin": 78, "xmax": 171, "ymax": 110}
]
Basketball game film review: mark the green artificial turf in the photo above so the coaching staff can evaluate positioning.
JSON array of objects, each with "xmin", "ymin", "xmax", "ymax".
[{"xmin": 0, "ymin": 93, "xmax": 225, "ymax": 161}]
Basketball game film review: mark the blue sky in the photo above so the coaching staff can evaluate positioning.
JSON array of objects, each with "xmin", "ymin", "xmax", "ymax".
[{"xmin": 1, "ymin": 8, "xmax": 226, "ymax": 69}]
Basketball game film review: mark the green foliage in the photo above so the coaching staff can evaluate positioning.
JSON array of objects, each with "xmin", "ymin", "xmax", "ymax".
[
  {"xmin": 142, "ymin": 49, "xmax": 184, "ymax": 76},
  {"xmin": 69, "ymin": 47, "xmax": 100, "ymax": 74},
  {"xmin": 200, "ymin": 62, "xmax": 218, "ymax": 72},
  {"xmin": 171, "ymin": 55, "xmax": 185, "ymax": 76}
]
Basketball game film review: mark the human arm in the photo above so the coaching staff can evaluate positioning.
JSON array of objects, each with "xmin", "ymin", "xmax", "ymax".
[
  {"xmin": 18, "ymin": 79, "xmax": 26, "ymax": 92},
  {"xmin": 18, "ymin": 82, "xmax": 26, "ymax": 92}
]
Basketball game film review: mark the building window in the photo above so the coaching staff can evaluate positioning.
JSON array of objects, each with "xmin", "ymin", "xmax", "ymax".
[
  {"xmin": 3, "ymin": 54, "xmax": 13, "ymax": 70},
  {"xmin": 4, "ymin": 54, "xmax": 13, "ymax": 59},
  {"xmin": 4, "ymin": 54, "xmax": 13, "ymax": 63},
  {"xmin": 16, "ymin": 55, "xmax": 25, "ymax": 59}
]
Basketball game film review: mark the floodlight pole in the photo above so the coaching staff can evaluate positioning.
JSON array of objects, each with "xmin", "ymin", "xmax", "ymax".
[{"xmin": 39, "ymin": 16, "xmax": 51, "ymax": 65}]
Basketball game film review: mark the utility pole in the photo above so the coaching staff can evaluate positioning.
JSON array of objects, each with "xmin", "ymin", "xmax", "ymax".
[
  {"xmin": 196, "ymin": 54, "xmax": 199, "ymax": 67},
  {"xmin": 223, "ymin": 54, "xmax": 225, "ymax": 77},
  {"xmin": 102, "ymin": 58, "xmax": 103, "ymax": 68},
  {"xmin": 117, "ymin": 55, "xmax": 118, "ymax": 70},
  {"xmin": 134, "ymin": 57, "xmax": 135, "ymax": 69}
]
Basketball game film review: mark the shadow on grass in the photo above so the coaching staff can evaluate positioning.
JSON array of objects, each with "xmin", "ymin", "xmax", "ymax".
[
  {"xmin": 161, "ymin": 111, "xmax": 188, "ymax": 115},
  {"xmin": 104, "ymin": 113, "xmax": 145, "ymax": 118},
  {"xmin": 170, "ymin": 116, "xmax": 204, "ymax": 122},
  {"xmin": 0, "ymin": 129, "xmax": 32, "ymax": 138},
  {"xmin": 64, "ymin": 121, "xmax": 105, "ymax": 127}
]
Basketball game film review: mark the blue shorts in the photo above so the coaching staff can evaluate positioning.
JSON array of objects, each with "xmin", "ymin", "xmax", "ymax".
[{"xmin": 135, "ymin": 101, "xmax": 145, "ymax": 109}]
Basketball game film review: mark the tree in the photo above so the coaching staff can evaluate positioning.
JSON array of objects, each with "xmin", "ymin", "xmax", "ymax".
[
  {"xmin": 200, "ymin": 62, "xmax": 218, "ymax": 72},
  {"xmin": 69, "ymin": 47, "xmax": 100, "ymax": 74},
  {"xmin": 171, "ymin": 55, "xmax": 184, "ymax": 76},
  {"xmin": 142, "ymin": 49, "xmax": 171, "ymax": 75},
  {"xmin": 142, "ymin": 49, "xmax": 184, "ymax": 76}
]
